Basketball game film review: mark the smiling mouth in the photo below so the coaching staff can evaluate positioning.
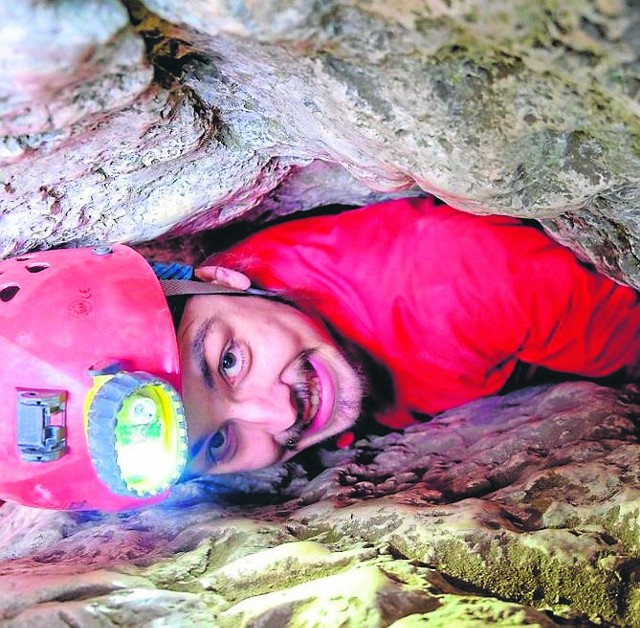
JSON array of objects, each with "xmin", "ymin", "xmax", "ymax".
[{"xmin": 282, "ymin": 354, "xmax": 323, "ymax": 450}]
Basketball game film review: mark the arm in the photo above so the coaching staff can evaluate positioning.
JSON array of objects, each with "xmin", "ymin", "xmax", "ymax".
[{"xmin": 508, "ymin": 230, "xmax": 639, "ymax": 379}]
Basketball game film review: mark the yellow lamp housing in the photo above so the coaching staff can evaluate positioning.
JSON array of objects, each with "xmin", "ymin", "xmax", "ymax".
[{"xmin": 85, "ymin": 371, "xmax": 188, "ymax": 498}]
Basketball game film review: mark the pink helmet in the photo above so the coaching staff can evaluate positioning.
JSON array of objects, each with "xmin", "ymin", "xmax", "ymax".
[{"xmin": 0, "ymin": 244, "xmax": 189, "ymax": 511}]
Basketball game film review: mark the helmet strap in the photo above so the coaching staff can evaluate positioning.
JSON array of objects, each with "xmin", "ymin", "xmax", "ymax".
[{"xmin": 159, "ymin": 279, "xmax": 273, "ymax": 299}]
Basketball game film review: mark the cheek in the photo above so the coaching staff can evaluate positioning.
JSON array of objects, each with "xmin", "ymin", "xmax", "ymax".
[
  {"xmin": 261, "ymin": 310, "xmax": 327, "ymax": 349},
  {"xmin": 210, "ymin": 430, "xmax": 282, "ymax": 474},
  {"xmin": 255, "ymin": 320, "xmax": 307, "ymax": 358}
]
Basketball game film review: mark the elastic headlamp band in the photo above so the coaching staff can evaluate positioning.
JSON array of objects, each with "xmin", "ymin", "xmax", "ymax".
[{"xmin": 160, "ymin": 279, "xmax": 274, "ymax": 299}]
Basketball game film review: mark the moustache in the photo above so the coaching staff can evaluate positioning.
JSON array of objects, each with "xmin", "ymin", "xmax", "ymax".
[{"xmin": 282, "ymin": 352, "xmax": 317, "ymax": 451}]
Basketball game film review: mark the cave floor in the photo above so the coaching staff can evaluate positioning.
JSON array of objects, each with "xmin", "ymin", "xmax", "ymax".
[{"xmin": 0, "ymin": 382, "xmax": 639, "ymax": 626}]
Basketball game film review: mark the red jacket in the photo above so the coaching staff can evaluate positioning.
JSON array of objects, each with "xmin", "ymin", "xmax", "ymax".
[{"xmin": 206, "ymin": 197, "xmax": 640, "ymax": 428}]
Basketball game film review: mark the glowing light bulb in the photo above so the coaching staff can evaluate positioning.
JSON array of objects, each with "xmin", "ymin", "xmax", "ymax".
[
  {"xmin": 86, "ymin": 374, "xmax": 188, "ymax": 498},
  {"xmin": 129, "ymin": 396, "xmax": 158, "ymax": 423}
]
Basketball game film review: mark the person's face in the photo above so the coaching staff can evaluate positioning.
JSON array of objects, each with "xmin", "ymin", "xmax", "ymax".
[{"xmin": 178, "ymin": 294, "xmax": 363, "ymax": 476}]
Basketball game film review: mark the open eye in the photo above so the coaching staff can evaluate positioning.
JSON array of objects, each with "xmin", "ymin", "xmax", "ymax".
[
  {"xmin": 207, "ymin": 426, "xmax": 236, "ymax": 464},
  {"xmin": 219, "ymin": 342, "xmax": 243, "ymax": 380},
  {"xmin": 208, "ymin": 430, "xmax": 225, "ymax": 457}
]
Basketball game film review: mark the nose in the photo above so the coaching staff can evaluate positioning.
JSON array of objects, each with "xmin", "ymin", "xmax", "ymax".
[{"xmin": 226, "ymin": 381, "xmax": 296, "ymax": 434}]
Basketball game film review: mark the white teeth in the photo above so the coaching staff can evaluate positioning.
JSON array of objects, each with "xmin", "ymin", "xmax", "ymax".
[
  {"xmin": 302, "ymin": 366, "xmax": 320, "ymax": 426},
  {"xmin": 309, "ymin": 387, "xmax": 319, "ymax": 422}
]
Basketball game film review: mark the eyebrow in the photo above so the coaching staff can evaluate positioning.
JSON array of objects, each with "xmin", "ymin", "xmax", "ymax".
[
  {"xmin": 193, "ymin": 316, "xmax": 217, "ymax": 389},
  {"xmin": 188, "ymin": 434, "xmax": 209, "ymax": 467}
]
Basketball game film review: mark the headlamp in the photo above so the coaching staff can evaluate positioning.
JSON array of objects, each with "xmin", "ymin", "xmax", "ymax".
[
  {"xmin": 85, "ymin": 371, "xmax": 188, "ymax": 498},
  {"xmin": 0, "ymin": 244, "xmax": 188, "ymax": 511}
]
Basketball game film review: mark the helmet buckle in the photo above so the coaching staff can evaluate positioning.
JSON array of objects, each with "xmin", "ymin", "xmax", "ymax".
[{"xmin": 16, "ymin": 390, "xmax": 67, "ymax": 462}]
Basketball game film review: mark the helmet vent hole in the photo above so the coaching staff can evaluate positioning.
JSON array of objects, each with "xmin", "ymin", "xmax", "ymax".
[
  {"xmin": 0, "ymin": 284, "xmax": 20, "ymax": 302},
  {"xmin": 15, "ymin": 256, "xmax": 31, "ymax": 262},
  {"xmin": 26, "ymin": 262, "xmax": 49, "ymax": 273}
]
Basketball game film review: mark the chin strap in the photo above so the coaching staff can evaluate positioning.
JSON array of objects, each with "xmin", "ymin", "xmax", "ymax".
[{"xmin": 159, "ymin": 279, "xmax": 273, "ymax": 299}]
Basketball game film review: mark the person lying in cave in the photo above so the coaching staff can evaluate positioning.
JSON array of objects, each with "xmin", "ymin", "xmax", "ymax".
[
  {"xmin": 3, "ymin": 195, "xmax": 639, "ymax": 512},
  {"xmin": 175, "ymin": 196, "xmax": 640, "ymax": 479}
]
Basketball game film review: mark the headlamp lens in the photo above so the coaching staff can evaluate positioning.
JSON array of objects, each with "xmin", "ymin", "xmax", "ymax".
[{"xmin": 86, "ymin": 373, "xmax": 188, "ymax": 499}]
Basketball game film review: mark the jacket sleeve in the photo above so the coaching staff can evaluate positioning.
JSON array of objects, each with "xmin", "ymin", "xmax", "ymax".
[{"xmin": 504, "ymin": 227, "xmax": 639, "ymax": 378}]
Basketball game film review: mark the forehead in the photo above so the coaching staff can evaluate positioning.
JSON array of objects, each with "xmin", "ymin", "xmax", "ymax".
[
  {"xmin": 178, "ymin": 293, "xmax": 316, "ymax": 340},
  {"xmin": 178, "ymin": 295, "xmax": 254, "ymax": 341},
  {"xmin": 181, "ymin": 293, "xmax": 284, "ymax": 324}
]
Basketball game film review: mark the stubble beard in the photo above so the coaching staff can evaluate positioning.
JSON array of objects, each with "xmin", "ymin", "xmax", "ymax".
[{"xmin": 282, "ymin": 347, "xmax": 366, "ymax": 452}]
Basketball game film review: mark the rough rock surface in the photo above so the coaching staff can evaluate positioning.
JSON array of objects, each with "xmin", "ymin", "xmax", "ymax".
[
  {"xmin": 1, "ymin": 381, "xmax": 639, "ymax": 626},
  {"xmin": 0, "ymin": 0, "xmax": 639, "ymax": 286},
  {"xmin": 1, "ymin": 3, "xmax": 640, "ymax": 626}
]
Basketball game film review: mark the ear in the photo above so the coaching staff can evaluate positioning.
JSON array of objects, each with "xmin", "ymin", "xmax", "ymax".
[{"xmin": 195, "ymin": 265, "xmax": 252, "ymax": 290}]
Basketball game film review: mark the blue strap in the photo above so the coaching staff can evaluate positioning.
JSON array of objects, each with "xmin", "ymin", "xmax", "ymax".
[{"xmin": 150, "ymin": 261, "xmax": 194, "ymax": 281}]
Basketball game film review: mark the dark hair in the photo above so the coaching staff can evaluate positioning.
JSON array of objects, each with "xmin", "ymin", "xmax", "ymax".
[
  {"xmin": 148, "ymin": 261, "xmax": 194, "ymax": 330},
  {"xmin": 167, "ymin": 295, "xmax": 190, "ymax": 330}
]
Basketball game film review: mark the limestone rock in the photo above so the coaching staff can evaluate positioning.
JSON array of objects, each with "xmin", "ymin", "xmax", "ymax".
[
  {"xmin": 1, "ymin": 3, "xmax": 640, "ymax": 626},
  {"xmin": 0, "ymin": 1, "xmax": 639, "ymax": 287},
  {"xmin": 1, "ymin": 382, "xmax": 639, "ymax": 625}
]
